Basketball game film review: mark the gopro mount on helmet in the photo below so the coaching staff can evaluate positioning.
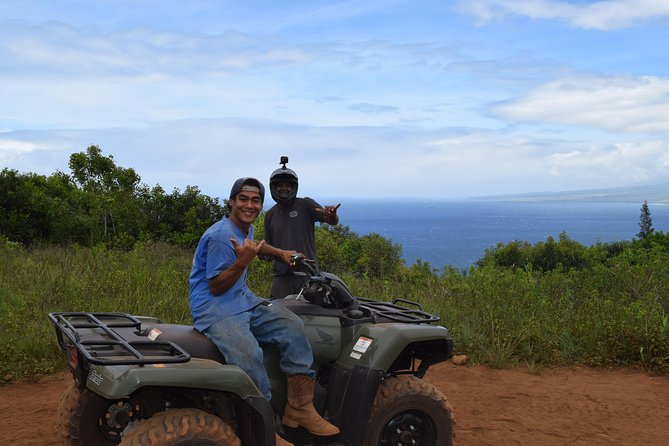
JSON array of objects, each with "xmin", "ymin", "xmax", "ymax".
[{"xmin": 270, "ymin": 155, "xmax": 298, "ymax": 205}]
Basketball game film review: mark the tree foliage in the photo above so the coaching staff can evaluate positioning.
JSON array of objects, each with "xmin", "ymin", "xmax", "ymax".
[
  {"xmin": 476, "ymin": 229, "xmax": 669, "ymax": 277},
  {"xmin": 476, "ymin": 232, "xmax": 595, "ymax": 272},
  {"xmin": 316, "ymin": 224, "xmax": 403, "ymax": 279},
  {"xmin": 2, "ymin": 145, "xmax": 668, "ymax": 288},
  {"xmin": 638, "ymin": 200, "xmax": 654, "ymax": 239},
  {"xmin": 0, "ymin": 146, "xmax": 400, "ymax": 280},
  {"xmin": 1, "ymin": 146, "xmax": 225, "ymax": 249}
]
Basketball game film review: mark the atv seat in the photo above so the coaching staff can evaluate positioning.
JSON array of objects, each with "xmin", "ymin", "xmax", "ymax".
[{"xmin": 142, "ymin": 324, "xmax": 226, "ymax": 364}]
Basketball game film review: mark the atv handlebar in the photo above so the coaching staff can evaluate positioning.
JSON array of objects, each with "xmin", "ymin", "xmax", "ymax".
[
  {"xmin": 288, "ymin": 253, "xmax": 355, "ymax": 309},
  {"xmin": 289, "ymin": 253, "xmax": 316, "ymax": 274}
]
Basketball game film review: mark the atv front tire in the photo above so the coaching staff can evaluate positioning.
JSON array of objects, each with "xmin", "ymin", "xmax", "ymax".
[
  {"xmin": 57, "ymin": 381, "xmax": 152, "ymax": 445},
  {"xmin": 363, "ymin": 375, "xmax": 455, "ymax": 446},
  {"xmin": 118, "ymin": 408, "xmax": 241, "ymax": 446}
]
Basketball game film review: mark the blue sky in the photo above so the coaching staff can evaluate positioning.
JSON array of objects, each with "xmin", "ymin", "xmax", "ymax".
[{"xmin": 2, "ymin": 0, "xmax": 669, "ymax": 199}]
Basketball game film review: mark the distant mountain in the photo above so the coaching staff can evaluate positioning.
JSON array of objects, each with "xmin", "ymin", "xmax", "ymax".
[{"xmin": 477, "ymin": 183, "xmax": 669, "ymax": 204}]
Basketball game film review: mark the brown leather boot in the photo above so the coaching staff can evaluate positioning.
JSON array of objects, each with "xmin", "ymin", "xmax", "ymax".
[
  {"xmin": 275, "ymin": 433, "xmax": 294, "ymax": 446},
  {"xmin": 282, "ymin": 374, "xmax": 340, "ymax": 436}
]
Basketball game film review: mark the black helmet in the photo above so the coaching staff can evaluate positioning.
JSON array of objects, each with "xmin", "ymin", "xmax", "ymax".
[{"xmin": 270, "ymin": 156, "xmax": 298, "ymax": 205}]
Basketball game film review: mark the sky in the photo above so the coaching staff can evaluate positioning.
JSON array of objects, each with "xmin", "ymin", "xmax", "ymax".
[{"xmin": 1, "ymin": 0, "xmax": 669, "ymax": 200}]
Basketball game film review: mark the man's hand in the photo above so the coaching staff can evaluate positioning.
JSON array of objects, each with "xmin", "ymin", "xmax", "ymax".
[
  {"xmin": 230, "ymin": 237, "xmax": 265, "ymax": 267},
  {"xmin": 208, "ymin": 237, "xmax": 264, "ymax": 296},
  {"xmin": 256, "ymin": 240, "xmax": 295, "ymax": 265},
  {"xmin": 279, "ymin": 249, "xmax": 298, "ymax": 265},
  {"xmin": 315, "ymin": 203, "xmax": 341, "ymax": 224}
]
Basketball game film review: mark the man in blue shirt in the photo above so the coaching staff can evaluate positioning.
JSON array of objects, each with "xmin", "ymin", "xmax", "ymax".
[{"xmin": 189, "ymin": 177, "xmax": 339, "ymax": 445}]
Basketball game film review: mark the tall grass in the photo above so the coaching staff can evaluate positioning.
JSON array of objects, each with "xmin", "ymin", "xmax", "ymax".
[
  {"xmin": 1, "ymin": 241, "xmax": 668, "ymax": 382},
  {"xmin": 339, "ymin": 262, "xmax": 669, "ymax": 373},
  {"xmin": 0, "ymin": 242, "xmax": 193, "ymax": 381}
]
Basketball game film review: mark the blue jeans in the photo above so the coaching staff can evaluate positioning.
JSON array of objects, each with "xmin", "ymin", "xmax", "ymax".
[{"xmin": 203, "ymin": 302, "xmax": 315, "ymax": 400}]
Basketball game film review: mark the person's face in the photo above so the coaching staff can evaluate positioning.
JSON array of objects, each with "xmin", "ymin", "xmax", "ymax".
[
  {"xmin": 276, "ymin": 181, "xmax": 294, "ymax": 194},
  {"xmin": 229, "ymin": 190, "xmax": 262, "ymax": 229}
]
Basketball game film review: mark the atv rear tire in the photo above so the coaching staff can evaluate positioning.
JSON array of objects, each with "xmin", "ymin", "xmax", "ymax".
[
  {"xmin": 363, "ymin": 375, "xmax": 455, "ymax": 446},
  {"xmin": 57, "ymin": 381, "xmax": 152, "ymax": 445},
  {"xmin": 118, "ymin": 408, "xmax": 241, "ymax": 446}
]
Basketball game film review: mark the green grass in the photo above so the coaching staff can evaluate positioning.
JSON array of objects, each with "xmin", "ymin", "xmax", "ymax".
[
  {"xmin": 0, "ymin": 242, "xmax": 193, "ymax": 381},
  {"xmin": 1, "ymin": 241, "xmax": 668, "ymax": 383}
]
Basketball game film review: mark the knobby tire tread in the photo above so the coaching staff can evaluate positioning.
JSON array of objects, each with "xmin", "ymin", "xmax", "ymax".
[
  {"xmin": 363, "ymin": 375, "xmax": 456, "ymax": 446},
  {"xmin": 118, "ymin": 408, "xmax": 241, "ymax": 446}
]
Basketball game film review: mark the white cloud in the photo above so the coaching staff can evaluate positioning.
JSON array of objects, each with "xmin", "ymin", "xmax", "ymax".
[
  {"xmin": 493, "ymin": 75, "xmax": 669, "ymax": 134},
  {"xmin": 0, "ymin": 139, "xmax": 38, "ymax": 160},
  {"xmin": 548, "ymin": 140, "xmax": 669, "ymax": 182},
  {"xmin": 459, "ymin": 0, "xmax": 669, "ymax": 30},
  {"xmin": 0, "ymin": 120, "xmax": 560, "ymax": 198},
  {"xmin": 0, "ymin": 22, "xmax": 313, "ymax": 78},
  {"xmin": 349, "ymin": 103, "xmax": 399, "ymax": 114},
  {"xmin": 0, "ymin": 21, "xmax": 473, "ymax": 129},
  {"xmin": 4, "ymin": 117, "xmax": 668, "ymax": 198}
]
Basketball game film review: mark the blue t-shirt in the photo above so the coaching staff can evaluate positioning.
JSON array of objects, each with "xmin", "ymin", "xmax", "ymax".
[{"xmin": 189, "ymin": 217, "xmax": 263, "ymax": 331}]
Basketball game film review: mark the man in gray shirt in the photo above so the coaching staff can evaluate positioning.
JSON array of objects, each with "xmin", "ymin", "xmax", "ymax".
[{"xmin": 264, "ymin": 157, "xmax": 340, "ymax": 299}]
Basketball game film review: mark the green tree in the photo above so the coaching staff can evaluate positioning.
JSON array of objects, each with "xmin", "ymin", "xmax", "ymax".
[
  {"xmin": 476, "ymin": 232, "xmax": 590, "ymax": 272},
  {"xmin": 0, "ymin": 168, "xmax": 34, "ymax": 243},
  {"xmin": 68, "ymin": 145, "xmax": 142, "ymax": 244},
  {"xmin": 69, "ymin": 145, "xmax": 140, "ymax": 193},
  {"xmin": 638, "ymin": 200, "xmax": 654, "ymax": 239},
  {"xmin": 2, "ymin": 146, "xmax": 228, "ymax": 248},
  {"xmin": 0, "ymin": 169, "xmax": 84, "ymax": 245},
  {"xmin": 138, "ymin": 184, "xmax": 225, "ymax": 247},
  {"xmin": 476, "ymin": 240, "xmax": 532, "ymax": 269},
  {"xmin": 353, "ymin": 233, "xmax": 402, "ymax": 278}
]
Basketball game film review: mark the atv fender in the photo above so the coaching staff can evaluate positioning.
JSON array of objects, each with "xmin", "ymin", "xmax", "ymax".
[
  {"xmin": 326, "ymin": 323, "xmax": 453, "ymax": 445},
  {"xmin": 341, "ymin": 323, "xmax": 452, "ymax": 371},
  {"xmin": 85, "ymin": 358, "xmax": 263, "ymax": 400},
  {"xmin": 81, "ymin": 358, "xmax": 276, "ymax": 446}
]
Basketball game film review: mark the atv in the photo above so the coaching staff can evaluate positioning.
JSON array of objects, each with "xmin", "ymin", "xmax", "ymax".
[{"xmin": 49, "ymin": 254, "xmax": 455, "ymax": 445}]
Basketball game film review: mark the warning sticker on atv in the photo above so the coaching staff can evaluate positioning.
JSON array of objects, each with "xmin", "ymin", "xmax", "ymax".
[
  {"xmin": 350, "ymin": 336, "xmax": 373, "ymax": 359},
  {"xmin": 148, "ymin": 328, "xmax": 162, "ymax": 341},
  {"xmin": 89, "ymin": 369, "xmax": 104, "ymax": 386}
]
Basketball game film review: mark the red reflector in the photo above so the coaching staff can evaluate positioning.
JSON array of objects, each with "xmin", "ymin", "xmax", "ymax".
[{"xmin": 66, "ymin": 345, "xmax": 79, "ymax": 369}]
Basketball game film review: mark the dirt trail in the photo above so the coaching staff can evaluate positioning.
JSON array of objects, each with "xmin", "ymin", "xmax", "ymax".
[{"xmin": 1, "ymin": 362, "xmax": 668, "ymax": 446}]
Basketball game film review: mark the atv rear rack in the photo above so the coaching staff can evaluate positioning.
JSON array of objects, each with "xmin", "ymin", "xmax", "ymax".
[
  {"xmin": 48, "ymin": 312, "xmax": 191, "ymax": 366},
  {"xmin": 357, "ymin": 298, "xmax": 441, "ymax": 324}
]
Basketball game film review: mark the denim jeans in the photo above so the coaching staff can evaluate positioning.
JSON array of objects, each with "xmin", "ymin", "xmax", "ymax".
[{"xmin": 203, "ymin": 302, "xmax": 315, "ymax": 400}]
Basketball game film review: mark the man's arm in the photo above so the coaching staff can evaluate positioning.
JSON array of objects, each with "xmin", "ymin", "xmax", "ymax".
[
  {"xmin": 208, "ymin": 238, "xmax": 265, "ymax": 296},
  {"xmin": 316, "ymin": 203, "xmax": 340, "ymax": 225},
  {"xmin": 259, "ymin": 242, "xmax": 296, "ymax": 265}
]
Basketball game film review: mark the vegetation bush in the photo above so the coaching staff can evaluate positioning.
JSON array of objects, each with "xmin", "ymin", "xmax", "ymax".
[{"xmin": 1, "ymin": 146, "xmax": 226, "ymax": 249}]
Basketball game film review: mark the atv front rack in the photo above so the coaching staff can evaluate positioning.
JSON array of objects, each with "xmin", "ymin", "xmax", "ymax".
[
  {"xmin": 49, "ymin": 312, "xmax": 191, "ymax": 366},
  {"xmin": 357, "ymin": 298, "xmax": 441, "ymax": 324}
]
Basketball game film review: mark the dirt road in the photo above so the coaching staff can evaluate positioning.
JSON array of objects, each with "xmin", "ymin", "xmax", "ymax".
[{"xmin": 1, "ymin": 362, "xmax": 668, "ymax": 445}]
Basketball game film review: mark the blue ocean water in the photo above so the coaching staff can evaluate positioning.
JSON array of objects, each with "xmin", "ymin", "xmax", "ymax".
[{"xmin": 330, "ymin": 199, "xmax": 669, "ymax": 270}]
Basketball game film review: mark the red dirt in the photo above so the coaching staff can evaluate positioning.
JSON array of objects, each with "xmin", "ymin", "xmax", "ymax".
[{"xmin": 1, "ymin": 362, "xmax": 668, "ymax": 446}]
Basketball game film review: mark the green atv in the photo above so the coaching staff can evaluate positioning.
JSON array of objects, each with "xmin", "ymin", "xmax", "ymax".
[{"xmin": 49, "ymin": 254, "xmax": 455, "ymax": 445}]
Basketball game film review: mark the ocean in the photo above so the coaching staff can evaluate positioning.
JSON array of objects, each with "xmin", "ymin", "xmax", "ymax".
[{"xmin": 329, "ymin": 199, "xmax": 669, "ymax": 270}]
